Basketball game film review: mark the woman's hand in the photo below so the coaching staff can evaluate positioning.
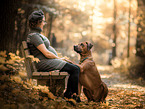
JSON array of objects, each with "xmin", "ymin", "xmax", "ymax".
[
  {"xmin": 62, "ymin": 58, "xmax": 74, "ymax": 64},
  {"xmin": 61, "ymin": 57, "xmax": 84, "ymax": 72}
]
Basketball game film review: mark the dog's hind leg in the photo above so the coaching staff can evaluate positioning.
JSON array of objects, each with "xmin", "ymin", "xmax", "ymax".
[
  {"xmin": 83, "ymin": 88, "xmax": 93, "ymax": 102},
  {"xmin": 100, "ymin": 82, "xmax": 108, "ymax": 102},
  {"xmin": 92, "ymin": 84, "xmax": 104, "ymax": 102},
  {"xmin": 93, "ymin": 82, "xmax": 108, "ymax": 102}
]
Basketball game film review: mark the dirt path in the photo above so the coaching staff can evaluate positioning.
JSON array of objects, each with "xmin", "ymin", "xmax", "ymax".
[
  {"xmin": 98, "ymin": 65, "xmax": 145, "ymax": 108},
  {"xmin": 99, "ymin": 65, "xmax": 145, "ymax": 91}
]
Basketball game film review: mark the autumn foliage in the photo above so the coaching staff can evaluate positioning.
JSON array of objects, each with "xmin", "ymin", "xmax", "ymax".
[{"xmin": 0, "ymin": 50, "xmax": 145, "ymax": 108}]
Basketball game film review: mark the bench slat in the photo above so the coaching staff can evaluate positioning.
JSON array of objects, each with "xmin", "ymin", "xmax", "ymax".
[
  {"xmin": 32, "ymin": 76, "xmax": 66, "ymax": 80},
  {"xmin": 22, "ymin": 41, "xmax": 30, "ymax": 58},
  {"xmin": 22, "ymin": 41, "xmax": 28, "ymax": 49},
  {"xmin": 33, "ymin": 72, "xmax": 50, "ymax": 76},
  {"xmin": 32, "ymin": 72, "xmax": 68, "ymax": 76}
]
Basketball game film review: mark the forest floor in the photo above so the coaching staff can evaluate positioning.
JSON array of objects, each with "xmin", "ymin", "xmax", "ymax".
[
  {"xmin": 96, "ymin": 65, "xmax": 145, "ymax": 109},
  {"xmin": 0, "ymin": 65, "xmax": 145, "ymax": 109}
]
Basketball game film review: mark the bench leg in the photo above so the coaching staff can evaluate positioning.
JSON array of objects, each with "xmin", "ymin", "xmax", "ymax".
[
  {"xmin": 37, "ymin": 79, "xmax": 47, "ymax": 86},
  {"xmin": 47, "ymin": 78, "xmax": 65, "ymax": 97},
  {"xmin": 37, "ymin": 78, "xmax": 67, "ymax": 97}
]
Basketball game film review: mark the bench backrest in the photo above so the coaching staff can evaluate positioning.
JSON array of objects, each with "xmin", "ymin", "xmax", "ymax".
[{"xmin": 21, "ymin": 41, "xmax": 37, "ymax": 78}]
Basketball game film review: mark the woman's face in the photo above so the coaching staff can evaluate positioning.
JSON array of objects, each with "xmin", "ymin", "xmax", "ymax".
[{"xmin": 38, "ymin": 17, "xmax": 47, "ymax": 30}]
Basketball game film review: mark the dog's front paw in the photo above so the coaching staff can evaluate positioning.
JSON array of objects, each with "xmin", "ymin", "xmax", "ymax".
[
  {"xmin": 71, "ymin": 93, "xmax": 81, "ymax": 103},
  {"xmin": 78, "ymin": 65, "xmax": 83, "ymax": 73}
]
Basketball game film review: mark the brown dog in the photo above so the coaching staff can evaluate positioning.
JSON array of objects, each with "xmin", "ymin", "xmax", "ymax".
[{"xmin": 74, "ymin": 41, "xmax": 108, "ymax": 102}]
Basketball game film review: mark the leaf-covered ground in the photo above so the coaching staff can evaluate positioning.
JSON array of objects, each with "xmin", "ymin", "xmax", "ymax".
[
  {"xmin": 97, "ymin": 65, "xmax": 145, "ymax": 109},
  {"xmin": 0, "ymin": 65, "xmax": 145, "ymax": 109}
]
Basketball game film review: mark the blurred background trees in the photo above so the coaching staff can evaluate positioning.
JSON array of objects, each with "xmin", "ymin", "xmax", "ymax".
[
  {"xmin": 0, "ymin": 0, "xmax": 144, "ymax": 79},
  {"xmin": 130, "ymin": 0, "xmax": 145, "ymax": 79}
]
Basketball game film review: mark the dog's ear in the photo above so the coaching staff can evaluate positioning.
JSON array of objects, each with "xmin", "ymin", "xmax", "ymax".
[{"xmin": 86, "ymin": 42, "xmax": 93, "ymax": 50}]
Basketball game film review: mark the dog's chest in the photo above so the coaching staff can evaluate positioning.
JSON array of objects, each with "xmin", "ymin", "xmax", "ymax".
[
  {"xmin": 81, "ymin": 61, "xmax": 95, "ymax": 71},
  {"xmin": 79, "ymin": 73, "xmax": 89, "ymax": 85},
  {"xmin": 80, "ymin": 61, "xmax": 101, "ymax": 81}
]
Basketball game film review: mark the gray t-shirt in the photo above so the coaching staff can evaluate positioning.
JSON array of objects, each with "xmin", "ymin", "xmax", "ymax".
[{"xmin": 27, "ymin": 28, "xmax": 66, "ymax": 71}]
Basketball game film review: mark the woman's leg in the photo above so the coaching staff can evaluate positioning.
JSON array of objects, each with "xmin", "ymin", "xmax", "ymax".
[{"xmin": 60, "ymin": 62, "xmax": 80, "ymax": 98}]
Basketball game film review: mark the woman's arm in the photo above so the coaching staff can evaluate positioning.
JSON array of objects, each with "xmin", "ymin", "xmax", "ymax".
[
  {"xmin": 37, "ymin": 44, "xmax": 59, "ymax": 59},
  {"xmin": 37, "ymin": 43, "xmax": 84, "ymax": 72}
]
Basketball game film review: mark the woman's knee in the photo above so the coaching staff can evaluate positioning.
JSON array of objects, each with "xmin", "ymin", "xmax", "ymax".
[
  {"xmin": 60, "ymin": 63, "xmax": 80, "ymax": 75},
  {"xmin": 75, "ymin": 65, "xmax": 80, "ymax": 72},
  {"xmin": 72, "ymin": 65, "xmax": 80, "ymax": 76},
  {"xmin": 74, "ymin": 64, "xmax": 80, "ymax": 70}
]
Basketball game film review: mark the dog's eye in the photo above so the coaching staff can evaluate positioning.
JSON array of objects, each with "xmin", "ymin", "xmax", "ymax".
[{"xmin": 80, "ymin": 43, "xmax": 84, "ymax": 46}]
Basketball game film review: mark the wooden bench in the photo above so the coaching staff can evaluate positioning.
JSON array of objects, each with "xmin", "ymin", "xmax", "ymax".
[{"xmin": 20, "ymin": 41, "xmax": 68, "ymax": 96}]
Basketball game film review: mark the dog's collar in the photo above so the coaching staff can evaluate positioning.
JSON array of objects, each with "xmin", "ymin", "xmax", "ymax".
[{"xmin": 80, "ymin": 57, "xmax": 89, "ymax": 63}]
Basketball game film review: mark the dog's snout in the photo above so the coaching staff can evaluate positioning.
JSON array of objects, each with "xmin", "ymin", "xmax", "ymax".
[
  {"xmin": 74, "ymin": 45, "xmax": 78, "ymax": 51},
  {"xmin": 74, "ymin": 45, "xmax": 77, "ymax": 47}
]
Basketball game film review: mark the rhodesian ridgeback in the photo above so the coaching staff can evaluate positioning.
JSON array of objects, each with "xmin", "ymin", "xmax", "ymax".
[{"xmin": 74, "ymin": 41, "xmax": 108, "ymax": 102}]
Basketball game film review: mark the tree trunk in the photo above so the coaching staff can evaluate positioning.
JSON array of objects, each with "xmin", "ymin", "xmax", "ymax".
[
  {"xmin": 48, "ymin": 14, "xmax": 54, "ymax": 40},
  {"xmin": 112, "ymin": 0, "xmax": 117, "ymax": 58},
  {"xmin": 127, "ymin": 0, "xmax": 131, "ymax": 58},
  {"xmin": 129, "ymin": 0, "xmax": 145, "ymax": 79},
  {"xmin": 136, "ymin": 0, "xmax": 145, "ymax": 57},
  {"xmin": 0, "ymin": 0, "xmax": 18, "ymax": 53}
]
